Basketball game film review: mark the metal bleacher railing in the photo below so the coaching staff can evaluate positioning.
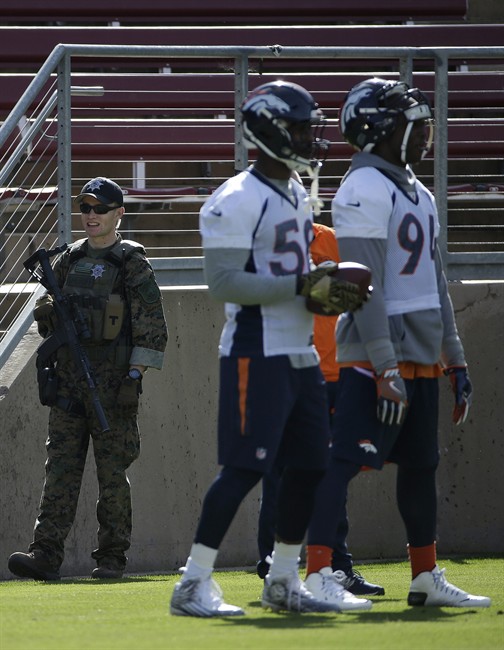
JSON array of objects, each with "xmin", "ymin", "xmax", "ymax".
[{"xmin": 0, "ymin": 43, "xmax": 503, "ymax": 371}]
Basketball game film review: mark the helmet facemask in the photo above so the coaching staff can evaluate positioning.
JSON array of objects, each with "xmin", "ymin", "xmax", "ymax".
[
  {"xmin": 386, "ymin": 87, "xmax": 433, "ymax": 163},
  {"xmin": 340, "ymin": 78, "xmax": 433, "ymax": 163}
]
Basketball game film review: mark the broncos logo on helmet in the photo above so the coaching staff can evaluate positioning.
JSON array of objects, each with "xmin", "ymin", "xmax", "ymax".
[
  {"xmin": 241, "ymin": 91, "xmax": 291, "ymax": 118},
  {"xmin": 339, "ymin": 84, "xmax": 376, "ymax": 135},
  {"xmin": 241, "ymin": 80, "xmax": 329, "ymax": 173}
]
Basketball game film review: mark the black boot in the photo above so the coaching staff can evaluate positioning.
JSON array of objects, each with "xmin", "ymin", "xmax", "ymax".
[
  {"xmin": 91, "ymin": 566, "xmax": 124, "ymax": 579},
  {"xmin": 8, "ymin": 550, "xmax": 60, "ymax": 581},
  {"xmin": 91, "ymin": 557, "xmax": 125, "ymax": 579}
]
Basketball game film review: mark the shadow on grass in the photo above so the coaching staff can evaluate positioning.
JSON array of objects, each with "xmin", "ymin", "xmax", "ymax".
[
  {"xmin": 30, "ymin": 575, "xmax": 172, "ymax": 586},
  {"xmin": 218, "ymin": 603, "xmax": 478, "ymax": 629}
]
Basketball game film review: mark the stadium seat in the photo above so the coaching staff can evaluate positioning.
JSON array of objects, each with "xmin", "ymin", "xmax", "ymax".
[{"xmin": 0, "ymin": 0, "xmax": 469, "ymax": 26}]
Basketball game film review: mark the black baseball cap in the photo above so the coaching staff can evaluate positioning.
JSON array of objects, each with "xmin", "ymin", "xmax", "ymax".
[{"xmin": 75, "ymin": 177, "xmax": 124, "ymax": 207}]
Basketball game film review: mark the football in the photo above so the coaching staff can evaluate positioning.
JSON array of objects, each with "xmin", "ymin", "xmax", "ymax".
[
  {"xmin": 305, "ymin": 261, "xmax": 373, "ymax": 316},
  {"xmin": 329, "ymin": 261, "xmax": 373, "ymax": 299}
]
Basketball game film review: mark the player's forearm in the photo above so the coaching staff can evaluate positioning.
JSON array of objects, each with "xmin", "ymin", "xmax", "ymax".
[
  {"xmin": 204, "ymin": 247, "xmax": 297, "ymax": 305},
  {"xmin": 435, "ymin": 247, "xmax": 466, "ymax": 367}
]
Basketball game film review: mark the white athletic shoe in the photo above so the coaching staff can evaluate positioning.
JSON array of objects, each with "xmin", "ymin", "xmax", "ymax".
[
  {"xmin": 305, "ymin": 568, "xmax": 372, "ymax": 611},
  {"xmin": 170, "ymin": 576, "xmax": 245, "ymax": 617},
  {"xmin": 262, "ymin": 571, "xmax": 340, "ymax": 613},
  {"xmin": 408, "ymin": 565, "xmax": 491, "ymax": 608}
]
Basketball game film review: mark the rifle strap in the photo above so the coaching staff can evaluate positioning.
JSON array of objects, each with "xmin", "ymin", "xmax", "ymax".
[{"xmin": 54, "ymin": 396, "xmax": 86, "ymax": 417}]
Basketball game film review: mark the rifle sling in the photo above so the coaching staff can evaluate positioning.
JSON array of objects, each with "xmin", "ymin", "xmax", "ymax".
[{"xmin": 54, "ymin": 396, "xmax": 86, "ymax": 417}]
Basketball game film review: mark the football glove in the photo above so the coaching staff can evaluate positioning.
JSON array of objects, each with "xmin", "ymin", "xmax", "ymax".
[
  {"xmin": 376, "ymin": 367, "xmax": 408, "ymax": 426},
  {"xmin": 297, "ymin": 265, "xmax": 365, "ymax": 315},
  {"xmin": 443, "ymin": 365, "xmax": 473, "ymax": 425}
]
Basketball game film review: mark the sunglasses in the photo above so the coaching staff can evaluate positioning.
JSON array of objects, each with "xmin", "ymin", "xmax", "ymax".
[{"xmin": 80, "ymin": 202, "xmax": 116, "ymax": 215}]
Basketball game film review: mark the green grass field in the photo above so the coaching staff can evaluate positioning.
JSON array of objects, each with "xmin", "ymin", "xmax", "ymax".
[{"xmin": 1, "ymin": 557, "xmax": 502, "ymax": 650}]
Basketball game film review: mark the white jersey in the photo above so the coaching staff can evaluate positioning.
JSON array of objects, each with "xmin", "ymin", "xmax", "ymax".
[
  {"xmin": 200, "ymin": 168, "xmax": 315, "ymax": 357},
  {"xmin": 333, "ymin": 166, "xmax": 440, "ymax": 316},
  {"xmin": 332, "ymin": 156, "xmax": 465, "ymax": 369}
]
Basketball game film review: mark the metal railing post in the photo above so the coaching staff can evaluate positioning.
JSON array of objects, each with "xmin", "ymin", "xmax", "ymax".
[
  {"xmin": 234, "ymin": 55, "xmax": 249, "ymax": 174},
  {"xmin": 399, "ymin": 53, "xmax": 413, "ymax": 86},
  {"xmin": 56, "ymin": 52, "xmax": 73, "ymax": 245},
  {"xmin": 433, "ymin": 52, "xmax": 449, "ymax": 268}
]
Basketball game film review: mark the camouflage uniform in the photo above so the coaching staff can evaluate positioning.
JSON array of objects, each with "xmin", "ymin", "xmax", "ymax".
[{"xmin": 29, "ymin": 234, "xmax": 167, "ymax": 572}]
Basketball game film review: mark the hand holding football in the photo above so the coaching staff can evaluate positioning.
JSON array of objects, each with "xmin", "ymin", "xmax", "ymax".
[
  {"xmin": 304, "ymin": 261, "xmax": 372, "ymax": 315},
  {"xmin": 326, "ymin": 261, "xmax": 373, "ymax": 300}
]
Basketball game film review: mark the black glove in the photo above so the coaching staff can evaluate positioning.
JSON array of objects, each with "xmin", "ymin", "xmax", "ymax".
[
  {"xmin": 376, "ymin": 368, "xmax": 408, "ymax": 426},
  {"xmin": 117, "ymin": 375, "xmax": 143, "ymax": 408},
  {"xmin": 444, "ymin": 365, "xmax": 472, "ymax": 425}
]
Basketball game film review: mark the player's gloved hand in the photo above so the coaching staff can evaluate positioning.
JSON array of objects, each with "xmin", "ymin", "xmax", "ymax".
[
  {"xmin": 117, "ymin": 376, "xmax": 143, "ymax": 408},
  {"xmin": 297, "ymin": 264, "xmax": 365, "ymax": 315},
  {"xmin": 376, "ymin": 367, "xmax": 408, "ymax": 426},
  {"xmin": 443, "ymin": 365, "xmax": 472, "ymax": 425},
  {"xmin": 297, "ymin": 264, "xmax": 336, "ymax": 297}
]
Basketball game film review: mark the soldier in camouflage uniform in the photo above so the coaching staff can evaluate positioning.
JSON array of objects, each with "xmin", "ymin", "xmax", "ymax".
[{"xmin": 8, "ymin": 177, "xmax": 168, "ymax": 581}]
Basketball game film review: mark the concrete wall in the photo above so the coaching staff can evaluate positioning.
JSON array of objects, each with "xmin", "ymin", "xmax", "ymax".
[{"xmin": 1, "ymin": 283, "xmax": 503, "ymax": 580}]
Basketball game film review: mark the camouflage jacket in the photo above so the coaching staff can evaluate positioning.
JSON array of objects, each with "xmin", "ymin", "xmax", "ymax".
[{"xmin": 52, "ymin": 234, "xmax": 168, "ymax": 370}]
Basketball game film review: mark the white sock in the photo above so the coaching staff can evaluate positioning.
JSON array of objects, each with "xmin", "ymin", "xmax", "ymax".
[
  {"xmin": 268, "ymin": 542, "xmax": 302, "ymax": 579},
  {"xmin": 181, "ymin": 543, "xmax": 218, "ymax": 582}
]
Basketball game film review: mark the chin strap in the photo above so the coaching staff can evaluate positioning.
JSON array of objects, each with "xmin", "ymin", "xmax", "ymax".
[
  {"xmin": 400, "ymin": 121, "xmax": 414, "ymax": 164},
  {"xmin": 306, "ymin": 161, "xmax": 324, "ymax": 216}
]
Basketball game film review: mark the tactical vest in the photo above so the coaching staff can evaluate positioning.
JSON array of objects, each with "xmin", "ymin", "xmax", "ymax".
[{"xmin": 59, "ymin": 238, "xmax": 144, "ymax": 365}]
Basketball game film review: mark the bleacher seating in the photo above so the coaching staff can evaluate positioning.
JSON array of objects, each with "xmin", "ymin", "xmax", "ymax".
[
  {"xmin": 2, "ymin": 68, "xmax": 501, "ymax": 166},
  {"xmin": 2, "ymin": 4, "xmax": 502, "ymax": 353},
  {"xmin": 4, "ymin": 116, "xmax": 502, "ymax": 162},
  {"xmin": 2, "ymin": 71, "xmax": 503, "ymax": 120},
  {"xmin": 0, "ymin": 24, "xmax": 501, "ymax": 74},
  {"xmin": 0, "ymin": 19, "xmax": 502, "ymax": 269},
  {"xmin": 0, "ymin": 0, "xmax": 469, "ymax": 26}
]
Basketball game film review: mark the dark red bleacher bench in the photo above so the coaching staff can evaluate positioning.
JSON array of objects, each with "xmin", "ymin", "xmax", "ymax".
[
  {"xmin": 2, "ymin": 71, "xmax": 502, "ymax": 119},
  {"xmin": 446, "ymin": 183, "xmax": 504, "ymax": 195},
  {"xmin": 3, "ymin": 183, "xmax": 501, "ymax": 213},
  {"xmin": 0, "ymin": 24, "xmax": 499, "ymax": 72},
  {"xmin": 0, "ymin": 0, "xmax": 469, "ymax": 26},
  {"xmin": 8, "ymin": 118, "xmax": 499, "ymax": 161}
]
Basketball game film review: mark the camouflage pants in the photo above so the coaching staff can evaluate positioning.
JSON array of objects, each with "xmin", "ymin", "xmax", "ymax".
[{"xmin": 30, "ymin": 360, "xmax": 140, "ymax": 571}]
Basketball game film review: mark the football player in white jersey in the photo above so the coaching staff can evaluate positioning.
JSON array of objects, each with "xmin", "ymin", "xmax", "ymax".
[
  {"xmin": 304, "ymin": 78, "xmax": 491, "ymax": 608},
  {"xmin": 169, "ymin": 81, "xmax": 369, "ymax": 617}
]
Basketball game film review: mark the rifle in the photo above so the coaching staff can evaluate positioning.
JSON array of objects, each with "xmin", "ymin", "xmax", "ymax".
[{"xmin": 24, "ymin": 244, "xmax": 110, "ymax": 432}]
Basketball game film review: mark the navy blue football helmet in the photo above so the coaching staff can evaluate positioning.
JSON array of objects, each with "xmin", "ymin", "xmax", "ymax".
[
  {"xmin": 241, "ymin": 81, "xmax": 328, "ymax": 172},
  {"xmin": 339, "ymin": 77, "xmax": 433, "ymax": 161}
]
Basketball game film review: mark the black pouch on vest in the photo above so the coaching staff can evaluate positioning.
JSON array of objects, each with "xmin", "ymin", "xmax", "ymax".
[{"xmin": 37, "ymin": 367, "xmax": 59, "ymax": 406}]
